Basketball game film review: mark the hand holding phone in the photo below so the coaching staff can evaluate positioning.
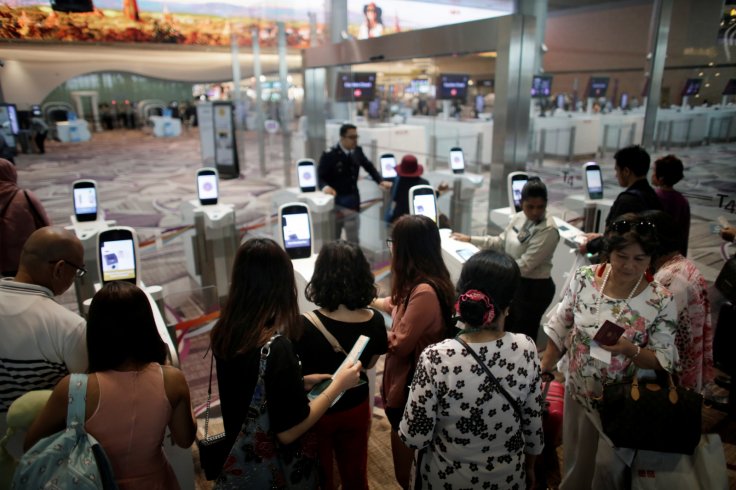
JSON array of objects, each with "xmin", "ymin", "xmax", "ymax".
[{"xmin": 593, "ymin": 320, "xmax": 625, "ymax": 346}]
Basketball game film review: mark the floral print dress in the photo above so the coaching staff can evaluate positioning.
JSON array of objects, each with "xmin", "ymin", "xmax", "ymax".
[
  {"xmin": 654, "ymin": 254, "xmax": 714, "ymax": 392},
  {"xmin": 544, "ymin": 264, "xmax": 678, "ymax": 413},
  {"xmin": 399, "ymin": 333, "xmax": 544, "ymax": 490}
]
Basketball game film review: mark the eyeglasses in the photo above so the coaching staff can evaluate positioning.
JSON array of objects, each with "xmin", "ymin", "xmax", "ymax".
[
  {"xmin": 609, "ymin": 219, "xmax": 656, "ymax": 236},
  {"xmin": 48, "ymin": 259, "xmax": 87, "ymax": 278},
  {"xmin": 344, "ymin": 134, "xmax": 359, "ymax": 140}
]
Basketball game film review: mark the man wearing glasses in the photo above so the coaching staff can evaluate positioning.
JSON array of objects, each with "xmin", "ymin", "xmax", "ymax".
[
  {"xmin": 0, "ymin": 227, "xmax": 88, "ymax": 422},
  {"xmin": 318, "ymin": 123, "xmax": 392, "ymax": 245}
]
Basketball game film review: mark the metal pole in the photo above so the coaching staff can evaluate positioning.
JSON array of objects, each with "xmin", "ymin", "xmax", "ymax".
[
  {"xmin": 641, "ymin": 0, "xmax": 674, "ymax": 149},
  {"xmin": 230, "ymin": 31, "xmax": 244, "ymax": 171},
  {"xmin": 278, "ymin": 22, "xmax": 292, "ymax": 187},
  {"xmin": 252, "ymin": 27, "xmax": 266, "ymax": 176}
]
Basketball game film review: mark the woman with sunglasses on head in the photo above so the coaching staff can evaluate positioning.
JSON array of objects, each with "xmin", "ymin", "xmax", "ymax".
[
  {"xmin": 540, "ymin": 215, "xmax": 678, "ymax": 489},
  {"xmin": 294, "ymin": 240, "xmax": 388, "ymax": 490},
  {"xmin": 373, "ymin": 215, "xmax": 455, "ymax": 489},
  {"xmin": 399, "ymin": 250, "xmax": 544, "ymax": 489},
  {"xmin": 451, "ymin": 178, "xmax": 559, "ymax": 342},
  {"xmin": 210, "ymin": 238, "xmax": 361, "ymax": 486}
]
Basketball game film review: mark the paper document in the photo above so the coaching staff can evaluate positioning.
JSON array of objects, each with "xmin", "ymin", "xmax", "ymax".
[{"xmin": 307, "ymin": 335, "xmax": 370, "ymax": 406}]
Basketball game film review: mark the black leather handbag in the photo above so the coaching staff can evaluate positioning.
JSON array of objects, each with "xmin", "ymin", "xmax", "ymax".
[
  {"xmin": 197, "ymin": 351, "xmax": 231, "ymax": 481},
  {"xmin": 598, "ymin": 370, "xmax": 702, "ymax": 455}
]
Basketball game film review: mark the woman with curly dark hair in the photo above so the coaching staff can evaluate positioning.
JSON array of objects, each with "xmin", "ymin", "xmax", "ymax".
[
  {"xmin": 294, "ymin": 240, "xmax": 388, "ymax": 490},
  {"xmin": 373, "ymin": 214, "xmax": 455, "ymax": 489}
]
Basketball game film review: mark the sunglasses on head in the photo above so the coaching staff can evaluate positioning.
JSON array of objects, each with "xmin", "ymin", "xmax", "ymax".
[{"xmin": 609, "ymin": 219, "xmax": 656, "ymax": 235}]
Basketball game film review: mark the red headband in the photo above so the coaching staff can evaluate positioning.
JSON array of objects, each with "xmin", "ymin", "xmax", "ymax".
[{"xmin": 455, "ymin": 289, "xmax": 495, "ymax": 325}]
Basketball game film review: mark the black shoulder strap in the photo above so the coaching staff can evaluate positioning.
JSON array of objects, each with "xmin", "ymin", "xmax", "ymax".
[{"xmin": 455, "ymin": 336, "xmax": 524, "ymax": 421}]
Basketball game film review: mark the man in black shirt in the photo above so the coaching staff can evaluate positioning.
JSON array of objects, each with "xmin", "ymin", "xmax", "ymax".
[
  {"xmin": 582, "ymin": 145, "xmax": 662, "ymax": 254},
  {"xmin": 318, "ymin": 124, "xmax": 391, "ymax": 244}
]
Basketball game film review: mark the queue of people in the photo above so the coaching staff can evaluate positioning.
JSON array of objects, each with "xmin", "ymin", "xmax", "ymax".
[{"xmin": 0, "ymin": 141, "xmax": 728, "ymax": 490}]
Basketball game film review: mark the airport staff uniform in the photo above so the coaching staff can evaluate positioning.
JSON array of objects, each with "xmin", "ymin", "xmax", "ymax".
[
  {"xmin": 318, "ymin": 144, "xmax": 384, "ymax": 244},
  {"xmin": 470, "ymin": 211, "xmax": 559, "ymax": 340}
]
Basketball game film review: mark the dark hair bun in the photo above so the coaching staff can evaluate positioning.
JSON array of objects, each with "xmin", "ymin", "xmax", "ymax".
[{"xmin": 458, "ymin": 297, "xmax": 487, "ymax": 327}]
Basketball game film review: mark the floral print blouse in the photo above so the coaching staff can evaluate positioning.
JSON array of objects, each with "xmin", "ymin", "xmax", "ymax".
[
  {"xmin": 544, "ymin": 264, "xmax": 678, "ymax": 412},
  {"xmin": 654, "ymin": 254, "xmax": 714, "ymax": 392},
  {"xmin": 399, "ymin": 334, "xmax": 544, "ymax": 489}
]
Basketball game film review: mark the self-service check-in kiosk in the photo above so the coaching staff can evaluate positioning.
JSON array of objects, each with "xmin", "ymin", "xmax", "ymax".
[
  {"xmin": 271, "ymin": 161, "xmax": 336, "ymax": 254},
  {"xmin": 439, "ymin": 229, "xmax": 479, "ymax": 286},
  {"xmin": 90, "ymin": 226, "xmax": 194, "ymax": 489},
  {"xmin": 66, "ymin": 179, "xmax": 117, "ymax": 313},
  {"xmin": 424, "ymin": 147, "xmax": 484, "ymax": 234},
  {"xmin": 563, "ymin": 162, "xmax": 614, "ymax": 233},
  {"xmin": 181, "ymin": 168, "xmax": 239, "ymax": 308},
  {"xmin": 278, "ymin": 202, "xmax": 318, "ymax": 314}
]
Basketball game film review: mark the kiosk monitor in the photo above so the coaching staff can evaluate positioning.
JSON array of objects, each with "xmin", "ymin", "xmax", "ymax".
[
  {"xmin": 297, "ymin": 159, "xmax": 317, "ymax": 193},
  {"xmin": 436, "ymin": 74, "xmax": 469, "ymax": 100},
  {"xmin": 97, "ymin": 227, "xmax": 139, "ymax": 285},
  {"xmin": 280, "ymin": 203, "xmax": 312, "ymax": 260},
  {"xmin": 450, "ymin": 147, "xmax": 465, "ymax": 174},
  {"xmin": 380, "ymin": 154, "xmax": 397, "ymax": 179},
  {"xmin": 531, "ymin": 76, "xmax": 553, "ymax": 98},
  {"xmin": 583, "ymin": 162, "xmax": 604, "ymax": 200},
  {"xmin": 508, "ymin": 172, "xmax": 528, "ymax": 212},
  {"xmin": 409, "ymin": 185, "xmax": 438, "ymax": 223},
  {"xmin": 587, "ymin": 77, "xmax": 610, "ymax": 98},
  {"xmin": 335, "ymin": 73, "xmax": 377, "ymax": 102},
  {"xmin": 72, "ymin": 179, "xmax": 98, "ymax": 222},
  {"xmin": 196, "ymin": 168, "xmax": 219, "ymax": 205},
  {"xmin": 0, "ymin": 104, "xmax": 20, "ymax": 135},
  {"xmin": 682, "ymin": 78, "xmax": 703, "ymax": 96}
]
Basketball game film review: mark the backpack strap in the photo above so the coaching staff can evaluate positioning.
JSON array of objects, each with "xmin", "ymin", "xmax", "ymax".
[{"xmin": 67, "ymin": 373, "xmax": 89, "ymax": 431}]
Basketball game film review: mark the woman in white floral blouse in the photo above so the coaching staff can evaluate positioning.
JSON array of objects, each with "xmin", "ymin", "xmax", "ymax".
[
  {"xmin": 541, "ymin": 215, "xmax": 678, "ymax": 489},
  {"xmin": 400, "ymin": 250, "xmax": 544, "ymax": 490}
]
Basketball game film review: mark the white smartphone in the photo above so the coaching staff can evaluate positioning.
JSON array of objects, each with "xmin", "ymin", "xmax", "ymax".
[
  {"xmin": 72, "ymin": 179, "xmax": 98, "ymax": 222},
  {"xmin": 450, "ymin": 147, "xmax": 465, "ymax": 174},
  {"xmin": 97, "ymin": 227, "xmax": 139, "ymax": 285},
  {"xmin": 584, "ymin": 162, "xmax": 604, "ymax": 200},
  {"xmin": 297, "ymin": 159, "xmax": 317, "ymax": 193},
  {"xmin": 279, "ymin": 203, "xmax": 312, "ymax": 259},
  {"xmin": 409, "ymin": 185, "xmax": 438, "ymax": 223},
  {"xmin": 380, "ymin": 153, "xmax": 397, "ymax": 179}
]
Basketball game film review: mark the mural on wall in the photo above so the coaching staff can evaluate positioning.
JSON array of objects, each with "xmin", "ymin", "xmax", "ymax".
[
  {"xmin": 0, "ymin": 0, "xmax": 326, "ymax": 47},
  {"xmin": 0, "ymin": 0, "xmax": 508, "ymax": 48},
  {"xmin": 345, "ymin": 0, "xmax": 509, "ymax": 40}
]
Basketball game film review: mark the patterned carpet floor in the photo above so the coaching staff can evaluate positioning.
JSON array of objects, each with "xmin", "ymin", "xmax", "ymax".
[{"xmin": 11, "ymin": 126, "xmax": 736, "ymax": 489}]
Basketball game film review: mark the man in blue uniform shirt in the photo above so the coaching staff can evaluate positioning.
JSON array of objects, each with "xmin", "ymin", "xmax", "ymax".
[{"xmin": 318, "ymin": 123, "xmax": 391, "ymax": 244}]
